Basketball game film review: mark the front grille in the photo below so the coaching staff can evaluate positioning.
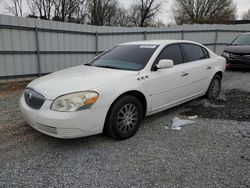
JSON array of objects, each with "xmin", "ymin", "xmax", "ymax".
[
  {"xmin": 230, "ymin": 53, "xmax": 241, "ymax": 59},
  {"xmin": 230, "ymin": 53, "xmax": 250, "ymax": 60},
  {"xmin": 24, "ymin": 88, "xmax": 45, "ymax": 110},
  {"xmin": 242, "ymin": 55, "xmax": 250, "ymax": 60}
]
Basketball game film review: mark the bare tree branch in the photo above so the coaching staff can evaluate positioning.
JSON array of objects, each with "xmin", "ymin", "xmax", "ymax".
[
  {"xmin": 28, "ymin": 0, "xmax": 56, "ymax": 19},
  {"xmin": 85, "ymin": 0, "xmax": 128, "ymax": 26},
  {"xmin": 174, "ymin": 0, "xmax": 236, "ymax": 24},
  {"xmin": 53, "ymin": 0, "xmax": 85, "ymax": 22},
  {"xmin": 3, "ymin": 0, "xmax": 23, "ymax": 17},
  {"xmin": 129, "ymin": 0, "xmax": 162, "ymax": 27}
]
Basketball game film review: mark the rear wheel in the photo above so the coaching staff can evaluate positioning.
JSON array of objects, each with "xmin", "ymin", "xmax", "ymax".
[
  {"xmin": 104, "ymin": 95, "xmax": 143, "ymax": 140},
  {"xmin": 206, "ymin": 74, "xmax": 221, "ymax": 100}
]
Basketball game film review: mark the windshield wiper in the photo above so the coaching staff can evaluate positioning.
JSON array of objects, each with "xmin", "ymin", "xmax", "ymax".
[
  {"xmin": 95, "ymin": 65, "xmax": 120, "ymax": 70},
  {"xmin": 84, "ymin": 63, "xmax": 92, "ymax": 66}
]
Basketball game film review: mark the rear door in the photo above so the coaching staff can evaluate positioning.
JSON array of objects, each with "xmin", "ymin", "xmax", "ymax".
[{"xmin": 180, "ymin": 43, "xmax": 213, "ymax": 94}]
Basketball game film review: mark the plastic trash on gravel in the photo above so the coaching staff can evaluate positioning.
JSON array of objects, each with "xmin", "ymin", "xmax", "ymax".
[
  {"xmin": 165, "ymin": 116, "xmax": 195, "ymax": 130},
  {"xmin": 188, "ymin": 115, "xmax": 198, "ymax": 120}
]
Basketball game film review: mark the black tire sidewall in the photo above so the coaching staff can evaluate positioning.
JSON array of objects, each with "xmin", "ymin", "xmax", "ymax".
[
  {"xmin": 207, "ymin": 75, "xmax": 221, "ymax": 100},
  {"xmin": 107, "ymin": 96, "xmax": 143, "ymax": 140}
]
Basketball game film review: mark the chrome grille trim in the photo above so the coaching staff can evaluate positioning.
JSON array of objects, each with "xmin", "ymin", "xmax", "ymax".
[
  {"xmin": 230, "ymin": 53, "xmax": 241, "ymax": 59},
  {"xmin": 230, "ymin": 53, "xmax": 250, "ymax": 60}
]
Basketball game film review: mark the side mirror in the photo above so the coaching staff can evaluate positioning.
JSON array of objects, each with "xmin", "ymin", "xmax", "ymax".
[{"xmin": 156, "ymin": 59, "xmax": 174, "ymax": 69}]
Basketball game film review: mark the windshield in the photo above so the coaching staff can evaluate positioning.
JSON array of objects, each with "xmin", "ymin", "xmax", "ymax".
[
  {"xmin": 231, "ymin": 34, "xmax": 250, "ymax": 45},
  {"xmin": 87, "ymin": 44, "xmax": 158, "ymax": 71}
]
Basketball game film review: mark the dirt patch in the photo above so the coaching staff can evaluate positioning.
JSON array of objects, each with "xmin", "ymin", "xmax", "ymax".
[
  {"xmin": 0, "ymin": 81, "xmax": 30, "ymax": 97},
  {"xmin": 182, "ymin": 89, "xmax": 250, "ymax": 122}
]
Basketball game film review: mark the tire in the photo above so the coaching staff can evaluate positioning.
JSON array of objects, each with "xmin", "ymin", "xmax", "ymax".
[
  {"xmin": 226, "ymin": 64, "xmax": 230, "ymax": 71},
  {"xmin": 206, "ymin": 74, "xmax": 221, "ymax": 100},
  {"xmin": 104, "ymin": 95, "xmax": 143, "ymax": 140}
]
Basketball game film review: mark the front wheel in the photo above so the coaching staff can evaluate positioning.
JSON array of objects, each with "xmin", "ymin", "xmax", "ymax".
[
  {"xmin": 104, "ymin": 95, "xmax": 143, "ymax": 140},
  {"xmin": 206, "ymin": 74, "xmax": 221, "ymax": 100}
]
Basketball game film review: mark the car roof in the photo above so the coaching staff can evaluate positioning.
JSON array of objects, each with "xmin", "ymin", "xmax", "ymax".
[{"xmin": 119, "ymin": 40, "xmax": 198, "ymax": 46}]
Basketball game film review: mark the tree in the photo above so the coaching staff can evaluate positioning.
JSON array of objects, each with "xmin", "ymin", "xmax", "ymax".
[
  {"xmin": 103, "ymin": 1, "xmax": 129, "ymax": 26},
  {"xmin": 28, "ymin": 0, "xmax": 85, "ymax": 22},
  {"xmin": 53, "ymin": 0, "xmax": 85, "ymax": 22},
  {"xmin": 242, "ymin": 9, "xmax": 250, "ymax": 20},
  {"xmin": 174, "ymin": 0, "xmax": 236, "ymax": 24},
  {"xmin": 28, "ymin": 0, "xmax": 56, "ymax": 20},
  {"xmin": 85, "ymin": 0, "xmax": 126, "ymax": 26},
  {"xmin": 2, "ymin": 0, "xmax": 165, "ymax": 26},
  {"xmin": 112, "ymin": 7, "xmax": 130, "ymax": 26},
  {"xmin": 128, "ymin": 0, "xmax": 161, "ymax": 27},
  {"xmin": 2, "ymin": 0, "xmax": 23, "ymax": 17},
  {"xmin": 72, "ymin": 1, "xmax": 88, "ymax": 23}
]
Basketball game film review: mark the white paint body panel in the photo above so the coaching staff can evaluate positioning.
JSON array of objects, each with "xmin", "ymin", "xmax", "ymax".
[
  {"xmin": 19, "ymin": 40, "xmax": 226, "ymax": 138},
  {"xmin": 28, "ymin": 65, "xmax": 139, "ymax": 100}
]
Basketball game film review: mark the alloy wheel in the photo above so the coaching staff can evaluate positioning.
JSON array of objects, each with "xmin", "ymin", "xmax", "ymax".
[
  {"xmin": 116, "ymin": 103, "xmax": 139, "ymax": 134},
  {"xmin": 210, "ymin": 78, "xmax": 220, "ymax": 98}
]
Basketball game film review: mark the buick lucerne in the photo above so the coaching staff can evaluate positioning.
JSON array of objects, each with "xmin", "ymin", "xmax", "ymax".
[{"xmin": 20, "ymin": 40, "xmax": 226, "ymax": 140}]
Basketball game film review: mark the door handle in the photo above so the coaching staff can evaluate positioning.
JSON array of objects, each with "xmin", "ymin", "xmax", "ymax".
[
  {"xmin": 181, "ymin": 72, "xmax": 189, "ymax": 77},
  {"xmin": 206, "ymin": 66, "xmax": 212, "ymax": 69}
]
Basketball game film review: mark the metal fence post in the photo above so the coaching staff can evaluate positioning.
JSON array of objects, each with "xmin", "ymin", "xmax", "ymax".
[
  {"xmin": 181, "ymin": 30, "xmax": 185, "ymax": 40},
  {"xmin": 95, "ymin": 31, "xmax": 98, "ymax": 55},
  {"xmin": 213, "ymin": 29, "xmax": 219, "ymax": 53},
  {"xmin": 144, "ymin": 30, "xmax": 147, "ymax": 40},
  {"xmin": 35, "ymin": 27, "xmax": 41, "ymax": 77}
]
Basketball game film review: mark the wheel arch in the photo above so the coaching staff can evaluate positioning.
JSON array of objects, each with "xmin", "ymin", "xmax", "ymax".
[
  {"xmin": 109, "ymin": 90, "xmax": 147, "ymax": 117},
  {"xmin": 102, "ymin": 90, "xmax": 147, "ymax": 134},
  {"xmin": 215, "ymin": 71, "xmax": 223, "ymax": 79}
]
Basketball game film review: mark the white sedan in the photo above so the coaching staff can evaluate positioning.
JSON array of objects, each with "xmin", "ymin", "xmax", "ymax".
[{"xmin": 20, "ymin": 40, "xmax": 226, "ymax": 140}]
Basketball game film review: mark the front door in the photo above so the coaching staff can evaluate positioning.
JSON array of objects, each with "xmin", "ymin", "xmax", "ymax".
[{"xmin": 149, "ymin": 44, "xmax": 192, "ymax": 112}]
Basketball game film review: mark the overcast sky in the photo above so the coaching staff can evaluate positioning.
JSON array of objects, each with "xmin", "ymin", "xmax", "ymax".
[{"xmin": 0, "ymin": 0, "xmax": 249, "ymax": 25}]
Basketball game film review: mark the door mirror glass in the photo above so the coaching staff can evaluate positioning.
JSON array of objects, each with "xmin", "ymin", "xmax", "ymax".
[{"xmin": 156, "ymin": 59, "xmax": 174, "ymax": 69}]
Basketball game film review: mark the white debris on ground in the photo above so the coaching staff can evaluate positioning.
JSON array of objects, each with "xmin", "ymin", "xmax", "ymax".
[
  {"xmin": 188, "ymin": 115, "xmax": 198, "ymax": 120},
  {"xmin": 188, "ymin": 99, "xmax": 226, "ymax": 108},
  {"xmin": 202, "ymin": 100, "xmax": 225, "ymax": 108},
  {"xmin": 165, "ymin": 116, "xmax": 197, "ymax": 130}
]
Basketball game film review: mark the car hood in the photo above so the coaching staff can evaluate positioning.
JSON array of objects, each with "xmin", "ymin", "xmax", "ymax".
[
  {"xmin": 28, "ymin": 65, "xmax": 139, "ymax": 100},
  {"xmin": 224, "ymin": 45, "xmax": 250, "ymax": 54}
]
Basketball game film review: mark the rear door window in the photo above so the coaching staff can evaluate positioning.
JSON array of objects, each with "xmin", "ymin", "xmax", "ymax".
[{"xmin": 181, "ymin": 43, "xmax": 209, "ymax": 62}]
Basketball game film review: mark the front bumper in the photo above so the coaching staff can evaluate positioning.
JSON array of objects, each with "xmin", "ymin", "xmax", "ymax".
[
  {"xmin": 222, "ymin": 55, "xmax": 250, "ymax": 68},
  {"xmin": 19, "ymin": 94, "xmax": 109, "ymax": 138}
]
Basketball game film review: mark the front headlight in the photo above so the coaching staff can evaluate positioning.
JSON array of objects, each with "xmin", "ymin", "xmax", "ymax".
[
  {"xmin": 51, "ymin": 91, "xmax": 99, "ymax": 112},
  {"xmin": 222, "ymin": 51, "xmax": 230, "ymax": 58}
]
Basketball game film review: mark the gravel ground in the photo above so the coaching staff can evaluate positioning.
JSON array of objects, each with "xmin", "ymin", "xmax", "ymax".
[{"xmin": 0, "ymin": 70, "xmax": 250, "ymax": 188}]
